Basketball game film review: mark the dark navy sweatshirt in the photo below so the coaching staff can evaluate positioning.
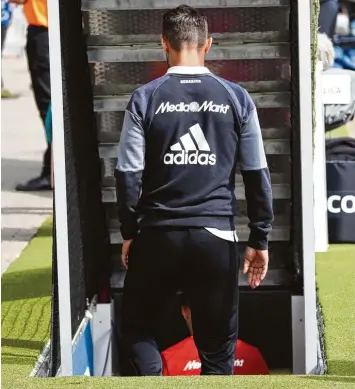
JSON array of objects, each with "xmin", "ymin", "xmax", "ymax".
[{"xmin": 115, "ymin": 66, "xmax": 274, "ymax": 250}]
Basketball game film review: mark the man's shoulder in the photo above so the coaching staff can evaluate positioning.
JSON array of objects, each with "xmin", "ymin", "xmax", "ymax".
[
  {"xmin": 132, "ymin": 75, "xmax": 170, "ymax": 100},
  {"xmin": 210, "ymin": 74, "xmax": 255, "ymax": 120},
  {"xmin": 128, "ymin": 75, "xmax": 170, "ymax": 118},
  {"xmin": 213, "ymin": 74, "xmax": 249, "ymax": 97}
]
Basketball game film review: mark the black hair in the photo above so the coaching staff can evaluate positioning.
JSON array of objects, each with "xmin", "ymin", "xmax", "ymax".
[{"xmin": 162, "ymin": 5, "xmax": 208, "ymax": 51}]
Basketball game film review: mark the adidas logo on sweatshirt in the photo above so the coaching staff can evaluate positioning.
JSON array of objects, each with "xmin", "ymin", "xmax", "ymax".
[{"xmin": 163, "ymin": 124, "xmax": 216, "ymax": 166}]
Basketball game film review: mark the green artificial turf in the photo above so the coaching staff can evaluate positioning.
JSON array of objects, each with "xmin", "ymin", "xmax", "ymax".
[
  {"xmin": 2, "ymin": 375, "xmax": 355, "ymax": 389},
  {"xmin": 316, "ymin": 245, "xmax": 355, "ymax": 377},
  {"xmin": 1, "ymin": 218, "xmax": 53, "ymax": 380}
]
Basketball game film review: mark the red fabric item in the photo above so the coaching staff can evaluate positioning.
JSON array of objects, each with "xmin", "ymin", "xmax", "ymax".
[{"xmin": 161, "ymin": 336, "xmax": 269, "ymax": 376}]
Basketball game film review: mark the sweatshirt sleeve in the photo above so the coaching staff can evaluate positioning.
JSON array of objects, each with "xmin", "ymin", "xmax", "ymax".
[
  {"xmin": 239, "ymin": 108, "xmax": 274, "ymax": 250},
  {"xmin": 114, "ymin": 109, "xmax": 145, "ymax": 240}
]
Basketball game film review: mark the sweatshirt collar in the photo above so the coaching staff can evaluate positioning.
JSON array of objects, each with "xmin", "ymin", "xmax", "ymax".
[{"xmin": 167, "ymin": 66, "xmax": 211, "ymax": 75}]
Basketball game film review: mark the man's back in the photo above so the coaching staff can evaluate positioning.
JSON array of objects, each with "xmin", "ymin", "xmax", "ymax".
[{"xmin": 117, "ymin": 66, "xmax": 272, "ymax": 244}]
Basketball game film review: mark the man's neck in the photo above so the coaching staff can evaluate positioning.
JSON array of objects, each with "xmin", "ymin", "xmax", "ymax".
[
  {"xmin": 170, "ymin": 61, "xmax": 205, "ymax": 67},
  {"xmin": 168, "ymin": 51, "xmax": 205, "ymax": 68}
]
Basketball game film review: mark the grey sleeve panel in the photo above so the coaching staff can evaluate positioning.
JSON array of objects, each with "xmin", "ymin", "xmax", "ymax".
[
  {"xmin": 118, "ymin": 75, "xmax": 169, "ymax": 172},
  {"xmin": 116, "ymin": 109, "xmax": 145, "ymax": 172},
  {"xmin": 114, "ymin": 76, "xmax": 168, "ymax": 239},
  {"xmin": 115, "ymin": 109, "xmax": 145, "ymax": 239},
  {"xmin": 239, "ymin": 109, "xmax": 267, "ymax": 171}
]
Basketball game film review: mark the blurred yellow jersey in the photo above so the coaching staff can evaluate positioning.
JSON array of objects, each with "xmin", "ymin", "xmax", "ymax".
[{"xmin": 24, "ymin": 0, "xmax": 48, "ymax": 28}]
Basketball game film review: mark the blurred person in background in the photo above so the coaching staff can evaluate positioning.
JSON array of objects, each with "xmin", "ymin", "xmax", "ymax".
[
  {"xmin": 335, "ymin": 3, "xmax": 351, "ymax": 36},
  {"xmin": 161, "ymin": 293, "xmax": 269, "ymax": 376},
  {"xmin": 10, "ymin": 0, "xmax": 51, "ymax": 191},
  {"xmin": 318, "ymin": 32, "xmax": 355, "ymax": 134},
  {"xmin": 319, "ymin": 0, "xmax": 339, "ymax": 38},
  {"xmin": 318, "ymin": 33, "xmax": 336, "ymax": 70},
  {"xmin": 1, "ymin": 0, "xmax": 19, "ymax": 98}
]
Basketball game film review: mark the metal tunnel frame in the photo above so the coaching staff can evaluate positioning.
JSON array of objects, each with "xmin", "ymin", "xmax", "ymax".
[{"xmin": 49, "ymin": 0, "xmax": 318, "ymax": 376}]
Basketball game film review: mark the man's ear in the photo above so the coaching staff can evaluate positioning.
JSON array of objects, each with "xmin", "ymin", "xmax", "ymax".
[
  {"xmin": 161, "ymin": 36, "xmax": 169, "ymax": 55},
  {"xmin": 205, "ymin": 37, "xmax": 213, "ymax": 54}
]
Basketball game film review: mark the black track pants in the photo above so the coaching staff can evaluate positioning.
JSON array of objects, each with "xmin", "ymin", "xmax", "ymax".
[{"xmin": 121, "ymin": 227, "xmax": 240, "ymax": 376}]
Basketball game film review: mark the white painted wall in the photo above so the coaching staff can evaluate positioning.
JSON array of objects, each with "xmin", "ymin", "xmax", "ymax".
[{"xmin": 313, "ymin": 61, "xmax": 329, "ymax": 253}]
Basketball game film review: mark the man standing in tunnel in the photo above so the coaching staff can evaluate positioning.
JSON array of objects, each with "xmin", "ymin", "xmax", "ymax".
[{"xmin": 115, "ymin": 5, "xmax": 273, "ymax": 376}]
